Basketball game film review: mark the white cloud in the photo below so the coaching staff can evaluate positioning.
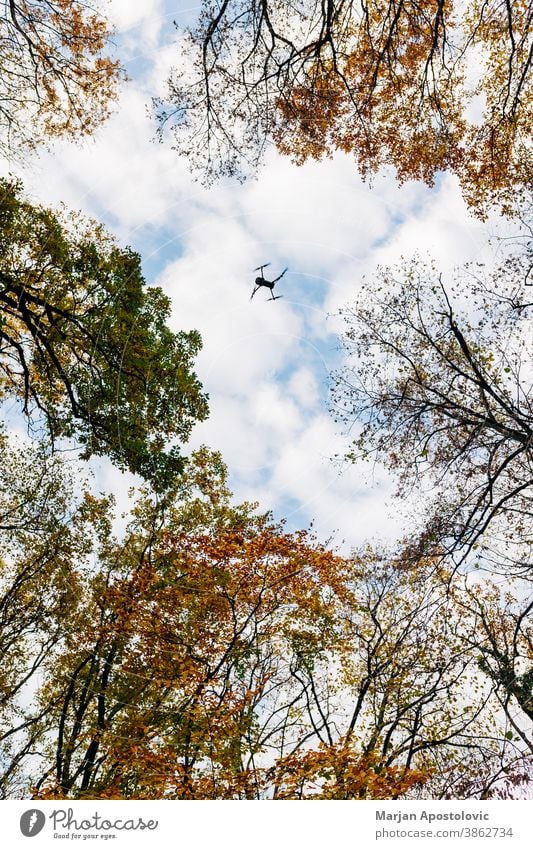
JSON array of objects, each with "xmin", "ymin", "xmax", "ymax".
[
  {"xmin": 287, "ymin": 367, "xmax": 321, "ymax": 410},
  {"xmin": 106, "ymin": 0, "xmax": 165, "ymax": 48},
  {"xmin": 0, "ymin": 4, "xmax": 507, "ymax": 553}
]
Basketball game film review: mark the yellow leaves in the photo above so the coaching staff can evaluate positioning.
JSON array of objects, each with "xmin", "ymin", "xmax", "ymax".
[
  {"xmin": 273, "ymin": 741, "xmax": 429, "ymax": 799},
  {"xmin": 0, "ymin": 1, "xmax": 124, "ymax": 155},
  {"xmin": 270, "ymin": 0, "xmax": 531, "ymax": 216}
]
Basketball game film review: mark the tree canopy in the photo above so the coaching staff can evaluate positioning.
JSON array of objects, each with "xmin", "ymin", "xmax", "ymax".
[
  {"xmin": 0, "ymin": 432, "xmax": 89, "ymax": 798},
  {"xmin": 0, "ymin": 178, "xmax": 208, "ymax": 487},
  {"xmin": 0, "ymin": 0, "xmax": 123, "ymax": 157},
  {"xmin": 0, "ymin": 0, "xmax": 530, "ymax": 805},
  {"xmin": 331, "ymin": 248, "xmax": 533, "ymax": 567},
  {"xmin": 155, "ymin": 0, "xmax": 532, "ymax": 216},
  {"xmin": 0, "ymin": 442, "xmax": 528, "ymax": 800}
]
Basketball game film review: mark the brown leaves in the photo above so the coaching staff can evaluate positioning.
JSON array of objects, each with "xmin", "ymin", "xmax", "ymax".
[
  {"xmin": 332, "ymin": 253, "xmax": 533, "ymax": 564},
  {"xmin": 0, "ymin": 0, "xmax": 124, "ymax": 156},
  {"xmin": 158, "ymin": 0, "xmax": 531, "ymax": 215},
  {"xmin": 272, "ymin": 742, "xmax": 429, "ymax": 799},
  {"xmin": 278, "ymin": 0, "xmax": 531, "ymax": 215}
]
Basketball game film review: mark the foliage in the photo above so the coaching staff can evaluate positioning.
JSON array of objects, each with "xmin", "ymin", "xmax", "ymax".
[
  {"xmin": 0, "ymin": 6, "xmax": 529, "ymax": 798},
  {"xmin": 452, "ymin": 575, "xmax": 533, "ymax": 732},
  {"xmin": 0, "ymin": 432, "xmax": 92, "ymax": 798},
  {"xmin": 155, "ymin": 0, "xmax": 532, "ymax": 216},
  {"xmin": 0, "ymin": 177, "xmax": 208, "ymax": 487},
  {"xmin": 30, "ymin": 448, "xmax": 361, "ymax": 799},
  {"xmin": 271, "ymin": 744, "xmax": 427, "ymax": 799},
  {"xmin": 0, "ymin": 447, "xmax": 527, "ymax": 799},
  {"xmin": 0, "ymin": 0, "xmax": 123, "ymax": 157},
  {"xmin": 331, "ymin": 249, "xmax": 533, "ymax": 565}
]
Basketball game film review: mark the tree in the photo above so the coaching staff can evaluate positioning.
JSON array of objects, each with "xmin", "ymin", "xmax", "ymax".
[
  {"xmin": 30, "ymin": 528, "xmax": 529, "ymax": 800},
  {"xmin": 0, "ymin": 432, "xmax": 92, "ymax": 798},
  {"xmin": 29, "ymin": 448, "xmax": 368, "ymax": 800},
  {"xmin": 155, "ymin": 0, "xmax": 532, "ymax": 216},
  {"xmin": 0, "ymin": 178, "xmax": 208, "ymax": 487},
  {"xmin": 452, "ymin": 575, "xmax": 533, "ymax": 731},
  {"xmin": 0, "ymin": 446, "xmax": 525, "ymax": 800},
  {"xmin": 0, "ymin": 0, "xmax": 123, "ymax": 157},
  {"xmin": 275, "ymin": 552, "xmax": 531, "ymax": 800},
  {"xmin": 331, "ymin": 249, "xmax": 533, "ymax": 566},
  {"xmin": 435, "ymin": 571, "xmax": 533, "ymax": 799}
]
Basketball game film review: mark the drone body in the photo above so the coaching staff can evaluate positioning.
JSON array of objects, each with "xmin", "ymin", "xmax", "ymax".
[{"xmin": 250, "ymin": 263, "xmax": 288, "ymax": 301}]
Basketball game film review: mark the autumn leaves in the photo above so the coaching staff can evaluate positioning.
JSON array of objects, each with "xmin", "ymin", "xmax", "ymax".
[
  {"xmin": 0, "ymin": 0, "xmax": 122, "ymax": 158},
  {"xmin": 0, "ymin": 0, "xmax": 531, "ymax": 801},
  {"xmin": 5, "ymin": 446, "xmax": 527, "ymax": 799},
  {"xmin": 0, "ymin": 178, "xmax": 208, "ymax": 485},
  {"xmin": 332, "ymin": 257, "xmax": 533, "ymax": 565},
  {"xmin": 157, "ymin": 0, "xmax": 532, "ymax": 218}
]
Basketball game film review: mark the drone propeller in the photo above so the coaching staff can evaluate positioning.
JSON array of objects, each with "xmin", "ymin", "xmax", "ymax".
[{"xmin": 253, "ymin": 262, "xmax": 271, "ymax": 271}]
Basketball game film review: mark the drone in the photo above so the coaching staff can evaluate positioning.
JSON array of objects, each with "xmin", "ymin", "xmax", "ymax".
[{"xmin": 250, "ymin": 263, "xmax": 288, "ymax": 301}]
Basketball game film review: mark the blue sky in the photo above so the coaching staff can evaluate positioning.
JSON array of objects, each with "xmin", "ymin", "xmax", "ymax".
[{"xmin": 1, "ymin": 0, "xmax": 503, "ymax": 551}]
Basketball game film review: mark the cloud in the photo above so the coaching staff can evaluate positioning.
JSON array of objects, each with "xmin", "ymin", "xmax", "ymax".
[
  {"xmin": 0, "ymin": 3, "xmax": 506, "ymax": 553},
  {"xmin": 107, "ymin": 0, "xmax": 165, "ymax": 50}
]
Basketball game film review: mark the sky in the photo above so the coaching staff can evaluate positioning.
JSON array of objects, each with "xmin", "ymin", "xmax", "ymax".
[{"xmin": 0, "ymin": 0, "xmax": 509, "ymax": 553}]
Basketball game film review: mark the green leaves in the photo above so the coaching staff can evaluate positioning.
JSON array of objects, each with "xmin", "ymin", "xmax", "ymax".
[{"xmin": 0, "ymin": 178, "xmax": 208, "ymax": 488}]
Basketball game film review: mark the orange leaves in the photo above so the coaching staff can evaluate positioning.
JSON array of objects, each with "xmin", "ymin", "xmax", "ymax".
[
  {"xmin": 275, "ymin": 61, "xmax": 349, "ymax": 163},
  {"xmin": 31, "ymin": 453, "xmax": 354, "ymax": 799},
  {"xmin": 272, "ymin": 741, "xmax": 429, "ymax": 800},
  {"xmin": 169, "ymin": 0, "xmax": 531, "ymax": 214},
  {"xmin": 0, "ymin": 1, "xmax": 124, "ymax": 155},
  {"xmin": 274, "ymin": 0, "xmax": 468, "ymax": 185}
]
